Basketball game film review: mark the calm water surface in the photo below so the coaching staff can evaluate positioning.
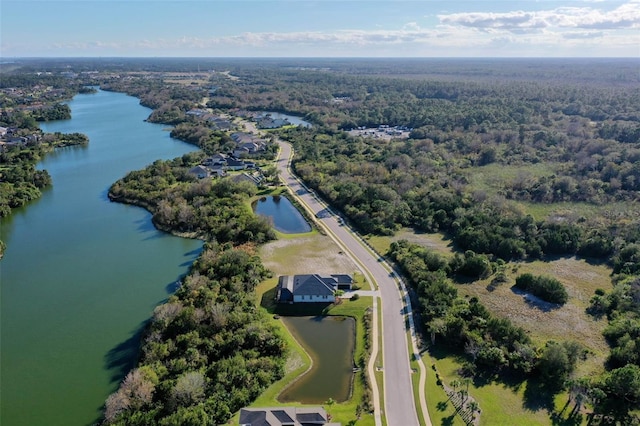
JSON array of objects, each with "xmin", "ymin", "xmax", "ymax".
[
  {"xmin": 259, "ymin": 111, "xmax": 312, "ymax": 127},
  {"xmin": 0, "ymin": 89, "xmax": 202, "ymax": 425},
  {"xmin": 279, "ymin": 316, "xmax": 354, "ymax": 403},
  {"xmin": 254, "ymin": 196, "xmax": 311, "ymax": 234}
]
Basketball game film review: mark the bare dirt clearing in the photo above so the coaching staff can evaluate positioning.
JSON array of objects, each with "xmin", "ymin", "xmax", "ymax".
[{"xmin": 260, "ymin": 234, "xmax": 359, "ymax": 277}]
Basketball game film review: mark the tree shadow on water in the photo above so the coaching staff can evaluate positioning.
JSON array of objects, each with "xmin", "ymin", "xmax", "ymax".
[
  {"xmin": 165, "ymin": 279, "xmax": 181, "ymax": 294},
  {"xmin": 105, "ymin": 321, "xmax": 148, "ymax": 384},
  {"xmin": 90, "ymin": 322, "xmax": 149, "ymax": 426}
]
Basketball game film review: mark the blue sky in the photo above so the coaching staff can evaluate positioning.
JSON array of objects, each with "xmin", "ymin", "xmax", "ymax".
[{"xmin": 2, "ymin": 0, "xmax": 639, "ymax": 57}]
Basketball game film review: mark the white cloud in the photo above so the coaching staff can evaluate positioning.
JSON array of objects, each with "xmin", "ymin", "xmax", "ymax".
[
  {"xmin": 438, "ymin": 1, "xmax": 640, "ymax": 31},
  {"xmin": 403, "ymin": 22, "xmax": 421, "ymax": 31},
  {"xmin": 3, "ymin": 2, "xmax": 639, "ymax": 57}
]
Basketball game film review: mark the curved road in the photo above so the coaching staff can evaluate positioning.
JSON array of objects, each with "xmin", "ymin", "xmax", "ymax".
[{"xmin": 275, "ymin": 140, "xmax": 423, "ymax": 426}]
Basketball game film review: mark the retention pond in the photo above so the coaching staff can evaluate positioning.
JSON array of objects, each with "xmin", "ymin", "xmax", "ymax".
[
  {"xmin": 253, "ymin": 195, "xmax": 311, "ymax": 234},
  {"xmin": 278, "ymin": 316, "xmax": 355, "ymax": 403}
]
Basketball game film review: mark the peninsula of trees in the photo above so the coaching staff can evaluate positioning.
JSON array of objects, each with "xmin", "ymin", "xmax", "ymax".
[{"xmin": 2, "ymin": 58, "xmax": 638, "ymax": 424}]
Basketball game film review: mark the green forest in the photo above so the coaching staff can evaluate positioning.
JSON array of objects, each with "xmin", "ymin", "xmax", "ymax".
[
  {"xmin": 1, "ymin": 58, "xmax": 638, "ymax": 424},
  {"xmin": 96, "ymin": 58, "xmax": 639, "ymax": 424},
  {"xmin": 105, "ymin": 161, "xmax": 285, "ymax": 425}
]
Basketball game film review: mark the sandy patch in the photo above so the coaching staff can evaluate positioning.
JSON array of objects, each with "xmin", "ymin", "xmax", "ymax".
[{"xmin": 260, "ymin": 234, "xmax": 359, "ymax": 277}]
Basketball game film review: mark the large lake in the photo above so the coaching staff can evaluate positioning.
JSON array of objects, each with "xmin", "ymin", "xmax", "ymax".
[{"xmin": 0, "ymin": 89, "xmax": 202, "ymax": 425}]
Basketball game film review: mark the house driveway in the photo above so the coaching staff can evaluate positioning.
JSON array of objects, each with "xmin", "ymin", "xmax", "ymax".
[{"xmin": 338, "ymin": 290, "xmax": 380, "ymax": 299}]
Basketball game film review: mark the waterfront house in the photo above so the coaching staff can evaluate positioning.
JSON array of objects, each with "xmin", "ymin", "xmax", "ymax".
[
  {"xmin": 204, "ymin": 153, "xmax": 228, "ymax": 165},
  {"xmin": 231, "ymin": 132, "xmax": 257, "ymax": 144},
  {"xmin": 232, "ymin": 172, "xmax": 264, "ymax": 186},
  {"xmin": 188, "ymin": 165, "xmax": 211, "ymax": 179},
  {"xmin": 276, "ymin": 274, "xmax": 353, "ymax": 303},
  {"xmin": 257, "ymin": 116, "xmax": 290, "ymax": 129}
]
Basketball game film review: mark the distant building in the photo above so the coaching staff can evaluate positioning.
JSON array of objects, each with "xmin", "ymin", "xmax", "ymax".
[
  {"xmin": 226, "ymin": 158, "xmax": 248, "ymax": 171},
  {"xmin": 204, "ymin": 153, "xmax": 228, "ymax": 166},
  {"xmin": 188, "ymin": 165, "xmax": 211, "ymax": 179},
  {"xmin": 257, "ymin": 116, "xmax": 290, "ymax": 129},
  {"xmin": 232, "ymin": 172, "xmax": 264, "ymax": 186},
  {"xmin": 231, "ymin": 132, "xmax": 258, "ymax": 144}
]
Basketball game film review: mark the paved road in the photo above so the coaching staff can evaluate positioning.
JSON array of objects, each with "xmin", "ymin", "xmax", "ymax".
[{"xmin": 276, "ymin": 141, "xmax": 421, "ymax": 426}]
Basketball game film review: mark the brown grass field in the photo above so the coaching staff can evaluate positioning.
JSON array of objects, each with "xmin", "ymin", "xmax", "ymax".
[{"xmin": 260, "ymin": 233, "xmax": 360, "ymax": 277}]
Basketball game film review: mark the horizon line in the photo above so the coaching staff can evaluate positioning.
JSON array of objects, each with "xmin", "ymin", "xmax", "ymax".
[{"xmin": 3, "ymin": 56, "xmax": 639, "ymax": 60}]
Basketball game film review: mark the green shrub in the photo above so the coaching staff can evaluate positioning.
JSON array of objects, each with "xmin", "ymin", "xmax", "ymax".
[{"xmin": 514, "ymin": 273, "xmax": 568, "ymax": 304}]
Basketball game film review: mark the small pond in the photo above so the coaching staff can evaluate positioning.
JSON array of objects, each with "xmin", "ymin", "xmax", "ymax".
[
  {"xmin": 253, "ymin": 195, "xmax": 311, "ymax": 234},
  {"xmin": 279, "ymin": 316, "xmax": 355, "ymax": 403},
  {"xmin": 259, "ymin": 111, "xmax": 312, "ymax": 127}
]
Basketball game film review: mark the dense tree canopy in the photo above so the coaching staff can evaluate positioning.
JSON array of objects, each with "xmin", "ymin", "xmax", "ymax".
[{"xmin": 104, "ymin": 161, "xmax": 285, "ymax": 425}]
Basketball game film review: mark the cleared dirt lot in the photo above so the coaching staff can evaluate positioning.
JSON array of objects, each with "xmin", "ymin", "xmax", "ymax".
[{"xmin": 260, "ymin": 233, "xmax": 359, "ymax": 277}]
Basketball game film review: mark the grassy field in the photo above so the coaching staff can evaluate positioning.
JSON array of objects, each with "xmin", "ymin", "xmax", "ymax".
[
  {"xmin": 466, "ymin": 162, "xmax": 556, "ymax": 195},
  {"xmin": 456, "ymin": 257, "xmax": 612, "ymax": 377},
  {"xmin": 520, "ymin": 200, "xmax": 638, "ymax": 223},
  {"xmin": 426, "ymin": 345, "xmax": 590, "ymax": 426},
  {"xmin": 260, "ymin": 232, "xmax": 360, "ymax": 277},
  {"xmin": 366, "ymin": 229, "xmax": 455, "ymax": 259},
  {"xmin": 368, "ymin": 229, "xmax": 613, "ymax": 425}
]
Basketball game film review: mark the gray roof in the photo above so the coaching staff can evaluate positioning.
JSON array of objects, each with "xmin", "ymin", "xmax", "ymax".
[
  {"xmin": 293, "ymin": 275, "xmax": 335, "ymax": 297},
  {"xmin": 188, "ymin": 165, "xmax": 210, "ymax": 176},
  {"xmin": 238, "ymin": 407, "xmax": 334, "ymax": 426},
  {"xmin": 226, "ymin": 158, "xmax": 246, "ymax": 167},
  {"xmin": 330, "ymin": 274, "xmax": 353, "ymax": 284},
  {"xmin": 272, "ymin": 410, "xmax": 295, "ymax": 423},
  {"xmin": 297, "ymin": 411, "xmax": 326, "ymax": 423},
  {"xmin": 239, "ymin": 409, "xmax": 269, "ymax": 426}
]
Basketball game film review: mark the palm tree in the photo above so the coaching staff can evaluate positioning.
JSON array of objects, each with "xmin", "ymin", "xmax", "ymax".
[
  {"xmin": 468, "ymin": 401, "xmax": 480, "ymax": 421},
  {"xmin": 325, "ymin": 398, "xmax": 335, "ymax": 420},
  {"xmin": 428, "ymin": 318, "xmax": 447, "ymax": 345},
  {"xmin": 460, "ymin": 377, "xmax": 472, "ymax": 402}
]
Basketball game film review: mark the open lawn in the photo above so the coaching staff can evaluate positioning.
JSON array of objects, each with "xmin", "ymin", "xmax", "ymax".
[
  {"xmin": 367, "ymin": 229, "xmax": 454, "ymax": 259},
  {"xmin": 466, "ymin": 162, "xmax": 556, "ymax": 196},
  {"xmin": 520, "ymin": 200, "xmax": 638, "ymax": 223},
  {"xmin": 426, "ymin": 346, "xmax": 586, "ymax": 426}
]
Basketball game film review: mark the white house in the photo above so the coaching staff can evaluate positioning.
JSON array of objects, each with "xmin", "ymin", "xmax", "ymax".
[{"xmin": 276, "ymin": 274, "xmax": 353, "ymax": 303}]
